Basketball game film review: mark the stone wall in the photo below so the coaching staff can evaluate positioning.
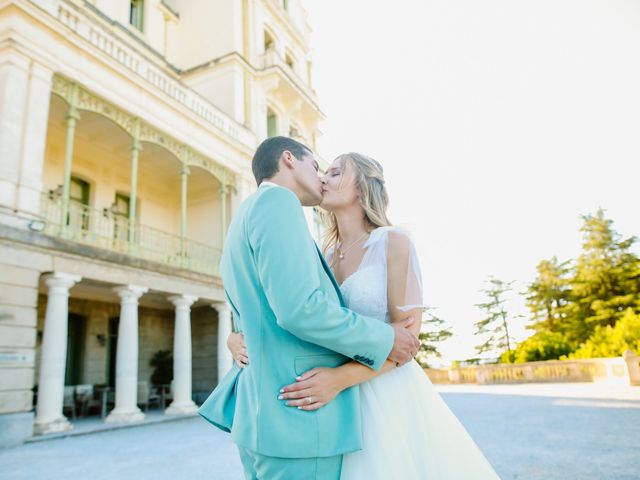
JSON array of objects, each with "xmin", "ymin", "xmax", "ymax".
[
  {"xmin": 0, "ymin": 241, "xmax": 48, "ymax": 446},
  {"xmin": 425, "ymin": 355, "xmax": 637, "ymax": 386},
  {"xmin": 35, "ymin": 297, "xmax": 176, "ymax": 387},
  {"xmin": 191, "ymin": 306, "xmax": 218, "ymax": 395}
]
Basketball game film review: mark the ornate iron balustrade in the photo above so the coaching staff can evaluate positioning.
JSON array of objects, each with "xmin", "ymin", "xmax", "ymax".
[{"xmin": 40, "ymin": 192, "xmax": 221, "ymax": 276}]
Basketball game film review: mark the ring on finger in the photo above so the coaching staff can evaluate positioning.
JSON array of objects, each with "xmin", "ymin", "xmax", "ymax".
[{"xmin": 307, "ymin": 396, "xmax": 313, "ymax": 404}]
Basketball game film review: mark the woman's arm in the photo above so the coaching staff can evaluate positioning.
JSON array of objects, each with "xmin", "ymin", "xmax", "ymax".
[
  {"xmin": 280, "ymin": 231, "xmax": 423, "ymax": 411},
  {"xmin": 227, "ymin": 332, "xmax": 249, "ymax": 368},
  {"xmin": 278, "ymin": 359, "xmax": 396, "ymax": 410},
  {"xmin": 386, "ymin": 230, "xmax": 423, "ymax": 337}
]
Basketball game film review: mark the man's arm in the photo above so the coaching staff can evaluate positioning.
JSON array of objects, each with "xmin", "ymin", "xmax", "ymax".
[{"xmin": 249, "ymin": 187, "xmax": 394, "ymax": 370}]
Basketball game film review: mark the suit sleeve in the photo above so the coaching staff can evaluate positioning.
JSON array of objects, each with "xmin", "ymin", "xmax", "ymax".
[{"xmin": 248, "ymin": 187, "xmax": 394, "ymax": 371}]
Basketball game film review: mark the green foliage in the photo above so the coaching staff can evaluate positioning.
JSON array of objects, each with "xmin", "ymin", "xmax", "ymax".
[
  {"xmin": 525, "ymin": 257, "xmax": 571, "ymax": 334},
  {"xmin": 149, "ymin": 350, "xmax": 173, "ymax": 386},
  {"xmin": 473, "ymin": 278, "xmax": 517, "ymax": 356},
  {"xmin": 416, "ymin": 308, "xmax": 453, "ymax": 368},
  {"xmin": 570, "ymin": 309, "xmax": 640, "ymax": 359},
  {"xmin": 562, "ymin": 209, "xmax": 640, "ymax": 345},
  {"xmin": 503, "ymin": 331, "xmax": 572, "ymax": 363},
  {"xmin": 513, "ymin": 209, "xmax": 640, "ymax": 362}
]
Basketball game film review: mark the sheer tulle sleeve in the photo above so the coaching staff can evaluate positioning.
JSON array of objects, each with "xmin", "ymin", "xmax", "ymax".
[{"xmin": 384, "ymin": 229, "xmax": 426, "ymax": 315}]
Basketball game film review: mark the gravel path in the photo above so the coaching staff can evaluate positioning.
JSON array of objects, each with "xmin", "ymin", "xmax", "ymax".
[{"xmin": 1, "ymin": 384, "xmax": 638, "ymax": 480}]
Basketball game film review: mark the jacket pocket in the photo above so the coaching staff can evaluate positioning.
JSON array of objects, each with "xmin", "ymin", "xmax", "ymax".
[{"xmin": 294, "ymin": 353, "xmax": 348, "ymax": 376}]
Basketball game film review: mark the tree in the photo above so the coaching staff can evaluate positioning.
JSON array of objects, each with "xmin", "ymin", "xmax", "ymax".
[
  {"xmin": 570, "ymin": 308, "xmax": 640, "ymax": 359},
  {"xmin": 525, "ymin": 256, "xmax": 571, "ymax": 334},
  {"xmin": 503, "ymin": 331, "xmax": 572, "ymax": 363},
  {"xmin": 416, "ymin": 308, "xmax": 453, "ymax": 368},
  {"xmin": 150, "ymin": 350, "xmax": 173, "ymax": 386},
  {"xmin": 562, "ymin": 209, "xmax": 640, "ymax": 345},
  {"xmin": 473, "ymin": 277, "xmax": 516, "ymax": 357}
]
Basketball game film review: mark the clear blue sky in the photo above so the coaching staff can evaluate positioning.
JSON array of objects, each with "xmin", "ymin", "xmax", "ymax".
[{"xmin": 304, "ymin": 0, "xmax": 640, "ymax": 363}]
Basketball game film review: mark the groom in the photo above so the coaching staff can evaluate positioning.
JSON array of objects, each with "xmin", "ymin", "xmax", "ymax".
[{"xmin": 217, "ymin": 136, "xmax": 419, "ymax": 479}]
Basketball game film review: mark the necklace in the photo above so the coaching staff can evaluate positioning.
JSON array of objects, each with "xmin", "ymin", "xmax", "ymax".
[{"xmin": 336, "ymin": 231, "xmax": 368, "ymax": 260}]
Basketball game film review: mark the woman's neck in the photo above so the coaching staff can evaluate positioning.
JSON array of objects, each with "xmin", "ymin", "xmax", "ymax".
[{"xmin": 334, "ymin": 207, "xmax": 371, "ymax": 245}]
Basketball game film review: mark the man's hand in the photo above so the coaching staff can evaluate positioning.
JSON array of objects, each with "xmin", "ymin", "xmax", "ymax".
[
  {"xmin": 388, "ymin": 317, "xmax": 420, "ymax": 366},
  {"xmin": 227, "ymin": 332, "xmax": 249, "ymax": 368}
]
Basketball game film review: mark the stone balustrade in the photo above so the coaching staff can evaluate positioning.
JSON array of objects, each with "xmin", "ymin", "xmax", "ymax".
[{"xmin": 425, "ymin": 352, "xmax": 640, "ymax": 386}]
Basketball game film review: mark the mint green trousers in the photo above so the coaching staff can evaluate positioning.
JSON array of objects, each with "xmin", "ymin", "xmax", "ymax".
[{"xmin": 237, "ymin": 446, "xmax": 343, "ymax": 480}]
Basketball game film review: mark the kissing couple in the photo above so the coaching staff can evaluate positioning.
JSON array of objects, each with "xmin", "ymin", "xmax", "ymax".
[{"xmin": 200, "ymin": 136, "xmax": 500, "ymax": 479}]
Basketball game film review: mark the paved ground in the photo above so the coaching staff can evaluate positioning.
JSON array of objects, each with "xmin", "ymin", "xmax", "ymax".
[{"xmin": 1, "ymin": 383, "xmax": 639, "ymax": 480}]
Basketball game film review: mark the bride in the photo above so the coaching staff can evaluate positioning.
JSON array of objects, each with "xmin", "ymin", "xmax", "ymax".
[{"xmin": 227, "ymin": 152, "xmax": 500, "ymax": 479}]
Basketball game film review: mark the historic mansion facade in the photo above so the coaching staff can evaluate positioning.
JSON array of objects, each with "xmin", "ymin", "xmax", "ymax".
[{"xmin": 0, "ymin": 0, "xmax": 323, "ymax": 446}]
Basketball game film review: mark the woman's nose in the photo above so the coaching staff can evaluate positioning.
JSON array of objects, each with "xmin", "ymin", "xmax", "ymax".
[{"xmin": 320, "ymin": 176, "xmax": 327, "ymax": 184}]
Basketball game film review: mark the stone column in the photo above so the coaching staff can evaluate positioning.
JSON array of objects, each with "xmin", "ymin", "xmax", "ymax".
[
  {"xmin": 623, "ymin": 350, "xmax": 640, "ymax": 386},
  {"xmin": 128, "ymin": 119, "xmax": 141, "ymax": 247},
  {"xmin": 219, "ymin": 183, "xmax": 228, "ymax": 248},
  {"xmin": 179, "ymin": 164, "xmax": 189, "ymax": 258},
  {"xmin": 212, "ymin": 302, "xmax": 233, "ymax": 381},
  {"xmin": 34, "ymin": 272, "xmax": 81, "ymax": 435},
  {"xmin": 59, "ymin": 84, "xmax": 80, "ymax": 233},
  {"xmin": 105, "ymin": 285, "xmax": 148, "ymax": 423},
  {"xmin": 231, "ymin": 176, "xmax": 252, "ymax": 213},
  {"xmin": 0, "ymin": 54, "xmax": 53, "ymax": 214},
  {"xmin": 166, "ymin": 295, "xmax": 198, "ymax": 415}
]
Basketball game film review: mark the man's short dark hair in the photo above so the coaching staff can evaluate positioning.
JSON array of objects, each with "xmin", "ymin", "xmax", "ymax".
[{"xmin": 252, "ymin": 136, "xmax": 312, "ymax": 185}]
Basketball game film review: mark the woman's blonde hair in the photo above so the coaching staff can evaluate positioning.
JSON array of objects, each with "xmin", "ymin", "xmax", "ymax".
[{"xmin": 322, "ymin": 152, "xmax": 392, "ymax": 257}]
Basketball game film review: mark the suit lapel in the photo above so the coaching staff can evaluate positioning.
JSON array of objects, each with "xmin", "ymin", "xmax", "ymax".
[{"xmin": 315, "ymin": 244, "xmax": 346, "ymax": 307}]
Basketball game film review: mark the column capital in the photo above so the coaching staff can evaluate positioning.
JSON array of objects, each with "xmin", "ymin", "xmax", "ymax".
[
  {"xmin": 131, "ymin": 138, "xmax": 142, "ymax": 153},
  {"xmin": 181, "ymin": 163, "xmax": 190, "ymax": 176},
  {"xmin": 65, "ymin": 107, "xmax": 81, "ymax": 122},
  {"xmin": 211, "ymin": 301, "xmax": 231, "ymax": 315},
  {"xmin": 168, "ymin": 294, "xmax": 198, "ymax": 308},
  {"xmin": 113, "ymin": 285, "xmax": 148, "ymax": 300},
  {"xmin": 220, "ymin": 184, "xmax": 229, "ymax": 195},
  {"xmin": 42, "ymin": 272, "xmax": 81, "ymax": 290}
]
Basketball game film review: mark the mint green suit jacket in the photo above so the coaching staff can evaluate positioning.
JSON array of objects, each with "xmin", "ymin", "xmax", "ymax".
[{"xmin": 217, "ymin": 184, "xmax": 394, "ymax": 459}]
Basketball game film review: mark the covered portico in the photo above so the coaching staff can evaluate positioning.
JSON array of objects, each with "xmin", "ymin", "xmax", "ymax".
[{"xmin": 32, "ymin": 260, "xmax": 234, "ymax": 435}]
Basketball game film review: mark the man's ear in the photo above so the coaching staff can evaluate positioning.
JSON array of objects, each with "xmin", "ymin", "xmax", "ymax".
[{"xmin": 281, "ymin": 150, "xmax": 295, "ymax": 170}]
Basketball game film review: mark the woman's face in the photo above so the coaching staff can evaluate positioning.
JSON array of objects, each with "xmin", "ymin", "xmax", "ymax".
[{"xmin": 320, "ymin": 157, "xmax": 360, "ymax": 212}]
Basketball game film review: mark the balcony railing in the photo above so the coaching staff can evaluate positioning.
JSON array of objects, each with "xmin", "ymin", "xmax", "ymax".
[
  {"xmin": 260, "ymin": 48, "xmax": 316, "ymax": 102},
  {"xmin": 39, "ymin": 193, "xmax": 221, "ymax": 277},
  {"xmin": 41, "ymin": 0, "xmax": 256, "ymax": 148}
]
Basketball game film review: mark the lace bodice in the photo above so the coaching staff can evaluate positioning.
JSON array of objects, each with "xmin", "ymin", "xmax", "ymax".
[
  {"xmin": 341, "ymin": 264, "xmax": 389, "ymax": 323},
  {"xmin": 328, "ymin": 226, "xmax": 424, "ymax": 324}
]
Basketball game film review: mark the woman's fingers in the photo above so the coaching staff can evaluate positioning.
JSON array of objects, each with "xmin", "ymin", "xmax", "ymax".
[
  {"xmin": 298, "ymin": 402, "xmax": 324, "ymax": 411},
  {"xmin": 280, "ymin": 377, "xmax": 315, "ymax": 394},
  {"xmin": 279, "ymin": 387, "xmax": 313, "ymax": 401},
  {"xmin": 296, "ymin": 369, "xmax": 319, "ymax": 381},
  {"xmin": 280, "ymin": 369, "xmax": 319, "ymax": 393},
  {"xmin": 285, "ymin": 395, "xmax": 321, "ymax": 407}
]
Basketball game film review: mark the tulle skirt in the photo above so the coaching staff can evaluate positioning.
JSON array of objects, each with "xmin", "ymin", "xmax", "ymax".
[{"xmin": 341, "ymin": 360, "xmax": 500, "ymax": 479}]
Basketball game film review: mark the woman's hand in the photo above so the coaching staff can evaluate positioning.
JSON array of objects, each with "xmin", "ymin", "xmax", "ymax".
[
  {"xmin": 278, "ymin": 367, "xmax": 346, "ymax": 411},
  {"xmin": 226, "ymin": 332, "xmax": 249, "ymax": 368}
]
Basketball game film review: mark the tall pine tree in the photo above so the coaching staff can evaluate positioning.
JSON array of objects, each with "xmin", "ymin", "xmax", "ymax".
[
  {"xmin": 416, "ymin": 308, "xmax": 453, "ymax": 368},
  {"xmin": 562, "ymin": 209, "xmax": 640, "ymax": 345},
  {"xmin": 526, "ymin": 256, "xmax": 571, "ymax": 334},
  {"xmin": 473, "ymin": 278, "xmax": 516, "ymax": 356}
]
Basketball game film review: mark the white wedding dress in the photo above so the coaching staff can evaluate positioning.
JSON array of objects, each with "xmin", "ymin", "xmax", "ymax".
[{"xmin": 335, "ymin": 227, "xmax": 500, "ymax": 480}]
